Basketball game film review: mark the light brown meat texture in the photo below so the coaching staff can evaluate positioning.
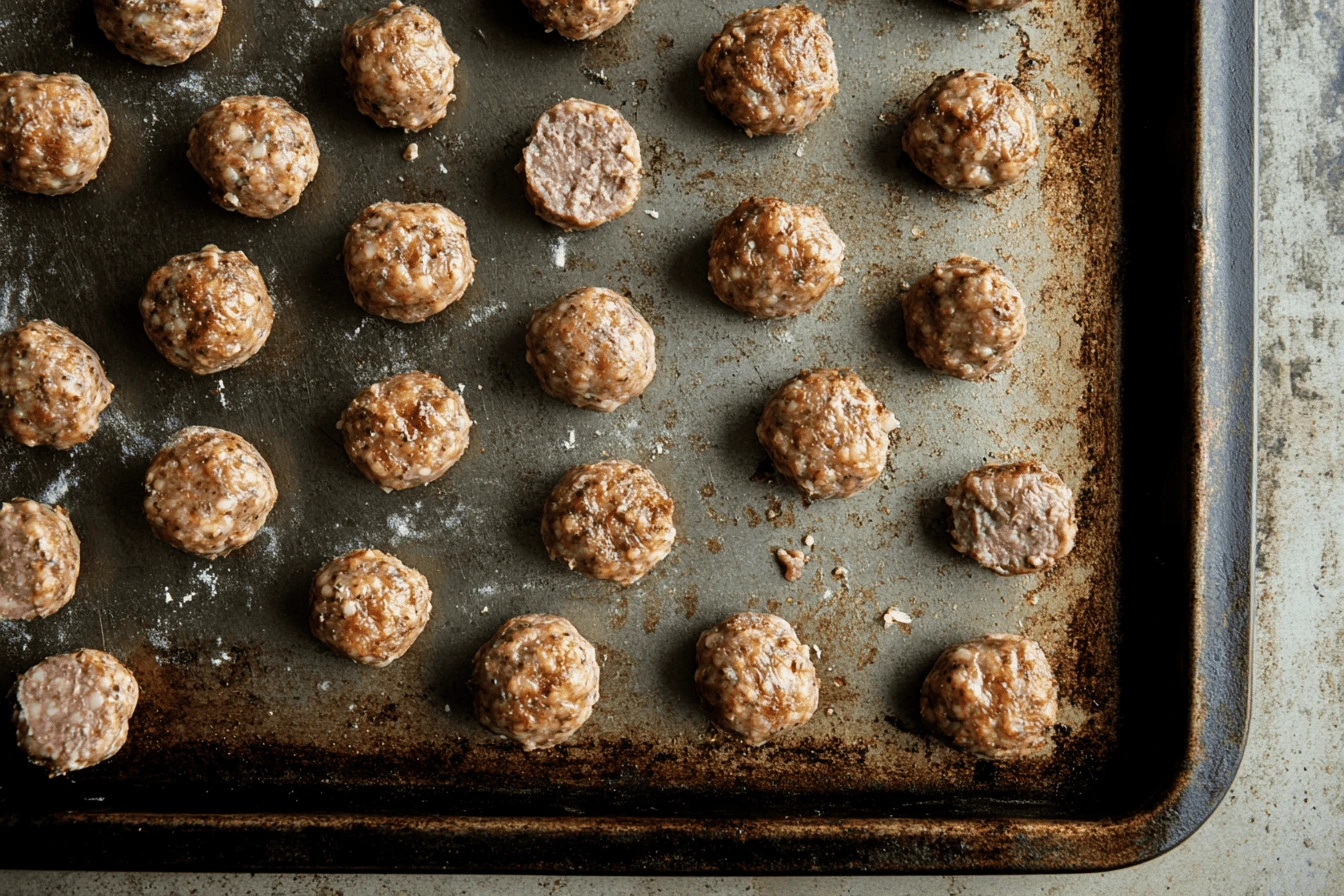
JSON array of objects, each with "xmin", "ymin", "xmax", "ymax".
[
  {"xmin": 520, "ymin": 0, "xmax": 637, "ymax": 39},
  {"xmin": 310, "ymin": 549, "xmax": 432, "ymax": 667},
  {"xmin": 94, "ymin": 0, "xmax": 223, "ymax": 66},
  {"xmin": 338, "ymin": 372, "xmax": 471, "ymax": 491},
  {"xmin": 0, "ymin": 320, "xmax": 113, "ymax": 450},
  {"xmin": 949, "ymin": 0, "xmax": 1033, "ymax": 10},
  {"xmin": 341, "ymin": 2, "xmax": 458, "ymax": 131},
  {"xmin": 947, "ymin": 460, "xmax": 1076, "ymax": 575},
  {"xmin": 0, "ymin": 498, "xmax": 80, "ymax": 620},
  {"xmin": 0, "ymin": 72, "xmax": 110, "ymax": 195},
  {"xmin": 519, "ymin": 98, "xmax": 641, "ymax": 231},
  {"xmin": 695, "ymin": 612, "xmax": 819, "ymax": 745},
  {"xmin": 187, "ymin": 95, "xmax": 319, "ymax": 218},
  {"xmin": 902, "ymin": 70, "xmax": 1039, "ymax": 191},
  {"xmin": 12, "ymin": 648, "xmax": 139, "ymax": 775},
  {"xmin": 525, "ymin": 287, "xmax": 656, "ymax": 411},
  {"xmin": 901, "ymin": 255, "xmax": 1025, "ymax": 381},
  {"xmin": 344, "ymin": 201, "xmax": 475, "ymax": 323}
]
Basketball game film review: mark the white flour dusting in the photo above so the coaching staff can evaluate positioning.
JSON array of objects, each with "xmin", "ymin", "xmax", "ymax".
[
  {"xmin": 551, "ymin": 237, "xmax": 567, "ymax": 268},
  {"xmin": 465, "ymin": 301, "xmax": 507, "ymax": 327},
  {"xmin": 39, "ymin": 469, "xmax": 77, "ymax": 505}
]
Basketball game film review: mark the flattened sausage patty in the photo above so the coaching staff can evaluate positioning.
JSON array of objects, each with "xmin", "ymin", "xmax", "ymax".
[
  {"xmin": 0, "ymin": 72, "xmax": 111, "ymax": 195},
  {"xmin": 0, "ymin": 320, "xmax": 113, "ymax": 450},
  {"xmin": 187, "ymin": 95, "xmax": 320, "ymax": 218},
  {"xmin": 695, "ymin": 612, "xmax": 818, "ymax": 745},
  {"xmin": 310, "ymin": 548, "xmax": 432, "ymax": 667},
  {"xmin": 0, "ymin": 498, "xmax": 80, "ymax": 620},
  {"xmin": 525, "ymin": 286, "xmax": 656, "ymax": 411},
  {"xmin": 947, "ymin": 460, "xmax": 1076, "ymax": 575},
  {"xmin": 12, "ymin": 649, "xmax": 139, "ymax": 775},
  {"xmin": 901, "ymin": 255, "xmax": 1025, "ymax": 381},
  {"xmin": 341, "ymin": 2, "xmax": 458, "ymax": 131},
  {"xmin": 338, "ymin": 372, "xmax": 471, "ymax": 491},
  {"xmin": 708, "ymin": 196, "xmax": 844, "ymax": 318},
  {"xmin": 520, "ymin": 98, "xmax": 641, "ymax": 231}
]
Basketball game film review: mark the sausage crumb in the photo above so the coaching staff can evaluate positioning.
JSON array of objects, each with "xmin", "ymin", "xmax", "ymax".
[
  {"xmin": 883, "ymin": 606, "xmax": 912, "ymax": 628},
  {"xmin": 803, "ymin": 533, "xmax": 815, "ymax": 547},
  {"xmin": 403, "ymin": 142, "xmax": 418, "ymax": 161},
  {"xmin": 775, "ymin": 548, "xmax": 807, "ymax": 582},
  {"xmin": 832, "ymin": 565, "xmax": 848, "ymax": 580}
]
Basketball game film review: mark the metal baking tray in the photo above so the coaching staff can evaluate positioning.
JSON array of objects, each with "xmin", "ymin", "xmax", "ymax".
[{"xmin": 0, "ymin": 0, "xmax": 1253, "ymax": 873}]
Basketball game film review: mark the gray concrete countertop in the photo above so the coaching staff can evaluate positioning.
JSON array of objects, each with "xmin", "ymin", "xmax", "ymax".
[{"xmin": 6, "ymin": 0, "xmax": 1340, "ymax": 890}]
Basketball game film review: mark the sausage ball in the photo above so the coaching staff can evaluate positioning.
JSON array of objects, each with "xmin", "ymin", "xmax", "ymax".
[
  {"xmin": 187, "ymin": 95, "xmax": 320, "ymax": 218},
  {"xmin": 344, "ymin": 201, "xmax": 475, "ymax": 323},
  {"xmin": 698, "ymin": 5, "xmax": 838, "ymax": 137},
  {"xmin": 525, "ymin": 287, "xmax": 656, "ymax": 411},
  {"xmin": 94, "ymin": 0, "xmax": 223, "ymax": 66},
  {"xmin": 337, "ymin": 372, "xmax": 471, "ymax": 492},
  {"xmin": 310, "ymin": 548, "xmax": 432, "ymax": 667},
  {"xmin": 902, "ymin": 70, "xmax": 1039, "ymax": 192},
  {"xmin": 947, "ymin": 460, "xmax": 1076, "ymax": 575},
  {"xmin": 341, "ymin": 2, "xmax": 459, "ymax": 132},
  {"xmin": 12, "ymin": 649, "xmax": 139, "ymax": 775},
  {"xmin": 471, "ymin": 613, "xmax": 600, "ymax": 751},
  {"xmin": 140, "ymin": 244, "xmax": 275, "ymax": 375},
  {"xmin": 920, "ymin": 633, "xmax": 1058, "ymax": 759},
  {"xmin": 143, "ymin": 426, "xmax": 278, "ymax": 559},
  {"xmin": 0, "ymin": 498, "xmax": 80, "ymax": 620},
  {"xmin": 694, "ymin": 612, "xmax": 818, "ymax": 746},
  {"xmin": 757, "ymin": 368, "xmax": 899, "ymax": 500},
  {"xmin": 541, "ymin": 459, "xmax": 675, "ymax": 586},
  {"xmin": 0, "ymin": 72, "xmax": 111, "ymax": 196},
  {"xmin": 521, "ymin": 0, "xmax": 637, "ymax": 39},
  {"xmin": 708, "ymin": 196, "xmax": 844, "ymax": 319},
  {"xmin": 901, "ymin": 255, "xmax": 1025, "ymax": 381},
  {"xmin": 0, "ymin": 320, "xmax": 114, "ymax": 450},
  {"xmin": 519, "ymin": 98, "xmax": 641, "ymax": 231}
]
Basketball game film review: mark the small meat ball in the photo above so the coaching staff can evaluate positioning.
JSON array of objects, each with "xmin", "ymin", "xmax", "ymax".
[
  {"xmin": 341, "ymin": 2, "xmax": 459, "ymax": 131},
  {"xmin": 947, "ymin": 461, "xmax": 1077, "ymax": 575},
  {"xmin": 94, "ymin": 0, "xmax": 223, "ymax": 66},
  {"xmin": 310, "ymin": 549, "xmax": 431, "ymax": 667},
  {"xmin": 920, "ymin": 633, "xmax": 1058, "ymax": 759},
  {"xmin": 143, "ymin": 426, "xmax": 278, "ymax": 559},
  {"xmin": 698, "ymin": 6, "xmax": 838, "ymax": 137},
  {"xmin": 901, "ymin": 255, "xmax": 1025, "ymax": 381},
  {"xmin": 0, "ymin": 72, "xmax": 111, "ymax": 196},
  {"xmin": 471, "ymin": 613, "xmax": 600, "ymax": 751},
  {"xmin": 187, "ymin": 95, "xmax": 320, "ymax": 218},
  {"xmin": 519, "ymin": 98, "xmax": 641, "ymax": 231},
  {"xmin": 694, "ymin": 612, "xmax": 818, "ymax": 746},
  {"xmin": 902, "ymin": 70, "xmax": 1039, "ymax": 192},
  {"xmin": 12, "ymin": 649, "xmax": 139, "ymax": 775},
  {"xmin": 0, "ymin": 320, "xmax": 114, "ymax": 449},
  {"xmin": 521, "ymin": 0, "xmax": 637, "ymax": 39},
  {"xmin": 0, "ymin": 498, "xmax": 80, "ymax": 620},
  {"xmin": 708, "ymin": 196, "xmax": 844, "ymax": 319},
  {"xmin": 344, "ymin": 201, "xmax": 475, "ymax": 323},
  {"xmin": 140, "ymin": 244, "xmax": 275, "ymax": 375},
  {"xmin": 525, "ymin": 287, "xmax": 656, "ymax": 411},
  {"xmin": 757, "ymin": 368, "xmax": 899, "ymax": 500},
  {"xmin": 338, "ymin": 372, "xmax": 471, "ymax": 491},
  {"xmin": 541, "ymin": 459, "xmax": 674, "ymax": 586}
]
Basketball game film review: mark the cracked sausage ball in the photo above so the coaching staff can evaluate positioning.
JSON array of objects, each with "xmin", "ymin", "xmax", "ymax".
[
  {"xmin": 140, "ymin": 244, "xmax": 275, "ymax": 375},
  {"xmin": 0, "ymin": 498, "xmax": 80, "ymax": 621},
  {"xmin": 920, "ymin": 633, "xmax": 1058, "ymax": 759},
  {"xmin": 903, "ymin": 70, "xmax": 1039, "ymax": 192},
  {"xmin": 525, "ymin": 287, "xmax": 656, "ymax": 411},
  {"xmin": 342, "ymin": 2, "xmax": 458, "ymax": 132},
  {"xmin": 757, "ymin": 368, "xmax": 899, "ymax": 499},
  {"xmin": 947, "ymin": 460, "xmax": 1076, "ymax": 575},
  {"xmin": 541, "ymin": 459, "xmax": 675, "ymax": 586},
  {"xmin": 0, "ymin": 72, "xmax": 111, "ymax": 196},
  {"xmin": 143, "ymin": 426, "xmax": 278, "ymax": 559},
  {"xmin": 901, "ymin": 255, "xmax": 1025, "ymax": 381},
  {"xmin": 310, "ymin": 548, "xmax": 432, "ymax": 667},
  {"xmin": 708, "ymin": 196, "xmax": 844, "ymax": 319},
  {"xmin": 519, "ymin": 98, "xmax": 641, "ymax": 231},
  {"xmin": 94, "ymin": 0, "xmax": 223, "ymax": 66},
  {"xmin": 12, "ymin": 648, "xmax": 139, "ymax": 775},
  {"xmin": 187, "ymin": 95, "xmax": 320, "ymax": 218},
  {"xmin": 694, "ymin": 612, "xmax": 818, "ymax": 746},
  {"xmin": 699, "ymin": 5, "xmax": 838, "ymax": 137},
  {"xmin": 0, "ymin": 320, "xmax": 113, "ymax": 450},
  {"xmin": 344, "ymin": 201, "xmax": 475, "ymax": 323},
  {"xmin": 338, "ymin": 372, "xmax": 471, "ymax": 491},
  {"xmin": 472, "ymin": 613, "xmax": 600, "ymax": 751},
  {"xmin": 521, "ymin": 0, "xmax": 637, "ymax": 39}
]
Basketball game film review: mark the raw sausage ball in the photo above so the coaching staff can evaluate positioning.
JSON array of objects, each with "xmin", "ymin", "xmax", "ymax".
[
  {"xmin": 143, "ymin": 426, "xmax": 278, "ymax": 559},
  {"xmin": 902, "ymin": 70, "xmax": 1039, "ymax": 192},
  {"xmin": 920, "ymin": 633, "xmax": 1058, "ymax": 759},
  {"xmin": 0, "ymin": 498, "xmax": 80, "ymax": 621},
  {"xmin": 541, "ymin": 459, "xmax": 675, "ymax": 586},
  {"xmin": 310, "ymin": 548, "xmax": 432, "ymax": 667},
  {"xmin": 187, "ymin": 95, "xmax": 320, "ymax": 218},
  {"xmin": 525, "ymin": 287, "xmax": 656, "ymax": 411},
  {"xmin": 471, "ymin": 613, "xmax": 600, "ymax": 751},
  {"xmin": 94, "ymin": 0, "xmax": 223, "ymax": 66},
  {"xmin": 947, "ymin": 461, "xmax": 1076, "ymax": 575},
  {"xmin": 12, "ymin": 648, "xmax": 139, "ymax": 775},
  {"xmin": 519, "ymin": 98, "xmax": 641, "ymax": 231},
  {"xmin": 901, "ymin": 255, "xmax": 1025, "ymax": 381},
  {"xmin": 0, "ymin": 320, "xmax": 114, "ymax": 450},
  {"xmin": 698, "ymin": 5, "xmax": 838, "ymax": 137},
  {"xmin": 757, "ymin": 368, "xmax": 899, "ymax": 500},
  {"xmin": 341, "ymin": 2, "xmax": 459, "ymax": 132},
  {"xmin": 338, "ymin": 372, "xmax": 471, "ymax": 491},
  {"xmin": 521, "ymin": 0, "xmax": 637, "ymax": 39},
  {"xmin": 0, "ymin": 72, "xmax": 110, "ymax": 196},
  {"xmin": 694, "ymin": 612, "xmax": 819, "ymax": 746},
  {"xmin": 708, "ymin": 196, "xmax": 844, "ymax": 319},
  {"xmin": 140, "ymin": 244, "xmax": 275, "ymax": 375},
  {"xmin": 344, "ymin": 201, "xmax": 475, "ymax": 323}
]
